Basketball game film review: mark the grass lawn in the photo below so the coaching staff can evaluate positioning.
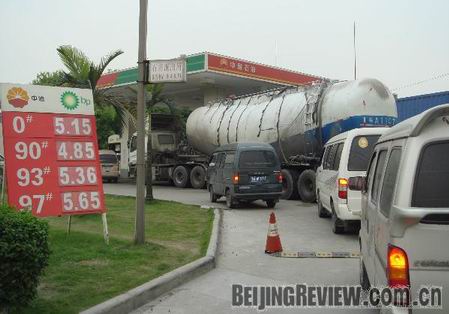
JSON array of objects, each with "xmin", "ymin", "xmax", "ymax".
[{"xmin": 15, "ymin": 195, "xmax": 214, "ymax": 314}]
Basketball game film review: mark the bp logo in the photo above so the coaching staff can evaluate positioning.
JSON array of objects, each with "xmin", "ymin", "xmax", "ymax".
[{"xmin": 60, "ymin": 91, "xmax": 79, "ymax": 110}]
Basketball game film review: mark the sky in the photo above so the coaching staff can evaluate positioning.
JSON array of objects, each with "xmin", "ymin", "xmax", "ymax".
[{"xmin": 1, "ymin": 0, "xmax": 448, "ymax": 98}]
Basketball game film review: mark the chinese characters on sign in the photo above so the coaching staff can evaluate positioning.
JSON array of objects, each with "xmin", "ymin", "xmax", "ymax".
[
  {"xmin": 207, "ymin": 53, "xmax": 321, "ymax": 86},
  {"xmin": 219, "ymin": 57, "xmax": 257, "ymax": 74},
  {"xmin": 0, "ymin": 83, "xmax": 106, "ymax": 217},
  {"xmin": 148, "ymin": 58, "xmax": 187, "ymax": 83}
]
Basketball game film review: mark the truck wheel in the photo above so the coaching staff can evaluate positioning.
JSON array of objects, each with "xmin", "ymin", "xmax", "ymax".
[
  {"xmin": 266, "ymin": 200, "xmax": 276, "ymax": 208},
  {"xmin": 190, "ymin": 165, "xmax": 206, "ymax": 189},
  {"xmin": 209, "ymin": 185, "xmax": 218, "ymax": 202},
  {"xmin": 297, "ymin": 170, "xmax": 316, "ymax": 203},
  {"xmin": 360, "ymin": 259, "xmax": 370, "ymax": 290},
  {"xmin": 172, "ymin": 165, "xmax": 191, "ymax": 188},
  {"xmin": 331, "ymin": 202, "xmax": 345, "ymax": 234},
  {"xmin": 317, "ymin": 192, "xmax": 330, "ymax": 218},
  {"xmin": 280, "ymin": 169, "xmax": 299, "ymax": 200},
  {"xmin": 225, "ymin": 189, "xmax": 237, "ymax": 209}
]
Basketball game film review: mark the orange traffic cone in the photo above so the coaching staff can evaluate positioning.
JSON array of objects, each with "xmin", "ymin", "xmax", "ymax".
[{"xmin": 265, "ymin": 212, "xmax": 283, "ymax": 254}]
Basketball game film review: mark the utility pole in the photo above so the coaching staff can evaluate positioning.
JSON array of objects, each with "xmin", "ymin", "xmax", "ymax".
[
  {"xmin": 353, "ymin": 21, "xmax": 357, "ymax": 80},
  {"xmin": 135, "ymin": 0, "xmax": 148, "ymax": 244}
]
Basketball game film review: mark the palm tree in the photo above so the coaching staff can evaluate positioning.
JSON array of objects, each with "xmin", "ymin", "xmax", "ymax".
[{"xmin": 56, "ymin": 45, "xmax": 131, "ymax": 128}]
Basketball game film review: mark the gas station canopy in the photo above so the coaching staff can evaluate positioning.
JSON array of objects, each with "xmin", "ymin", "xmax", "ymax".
[{"xmin": 98, "ymin": 52, "xmax": 325, "ymax": 108}]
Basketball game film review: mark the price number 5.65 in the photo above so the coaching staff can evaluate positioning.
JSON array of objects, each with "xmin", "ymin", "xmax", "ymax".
[{"xmin": 62, "ymin": 191, "xmax": 101, "ymax": 212}]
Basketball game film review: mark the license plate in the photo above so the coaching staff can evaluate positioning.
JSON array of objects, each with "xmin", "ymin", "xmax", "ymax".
[{"xmin": 250, "ymin": 176, "xmax": 267, "ymax": 183}]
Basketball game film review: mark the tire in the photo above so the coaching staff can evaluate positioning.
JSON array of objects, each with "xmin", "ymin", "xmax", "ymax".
[
  {"xmin": 280, "ymin": 169, "xmax": 299, "ymax": 200},
  {"xmin": 317, "ymin": 192, "xmax": 330, "ymax": 218},
  {"xmin": 266, "ymin": 200, "xmax": 276, "ymax": 208},
  {"xmin": 190, "ymin": 165, "xmax": 206, "ymax": 189},
  {"xmin": 225, "ymin": 189, "xmax": 237, "ymax": 209},
  {"xmin": 209, "ymin": 185, "xmax": 218, "ymax": 203},
  {"xmin": 172, "ymin": 165, "xmax": 191, "ymax": 188},
  {"xmin": 360, "ymin": 259, "xmax": 370, "ymax": 290},
  {"xmin": 297, "ymin": 169, "xmax": 316, "ymax": 203},
  {"xmin": 113, "ymin": 177, "xmax": 119, "ymax": 183},
  {"xmin": 331, "ymin": 202, "xmax": 345, "ymax": 234}
]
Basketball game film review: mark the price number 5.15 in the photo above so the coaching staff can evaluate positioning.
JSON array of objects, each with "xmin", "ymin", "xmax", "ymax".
[{"xmin": 54, "ymin": 117, "xmax": 92, "ymax": 136}]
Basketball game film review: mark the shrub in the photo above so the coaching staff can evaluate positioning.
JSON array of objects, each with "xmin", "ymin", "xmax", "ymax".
[{"xmin": 0, "ymin": 205, "xmax": 50, "ymax": 311}]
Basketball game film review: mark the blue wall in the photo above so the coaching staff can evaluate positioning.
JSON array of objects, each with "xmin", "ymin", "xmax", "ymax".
[{"xmin": 396, "ymin": 91, "xmax": 449, "ymax": 122}]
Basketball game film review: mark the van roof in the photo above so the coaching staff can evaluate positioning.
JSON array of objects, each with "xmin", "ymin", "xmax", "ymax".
[
  {"xmin": 325, "ymin": 127, "xmax": 389, "ymax": 145},
  {"xmin": 214, "ymin": 142, "xmax": 274, "ymax": 152},
  {"xmin": 378, "ymin": 104, "xmax": 449, "ymax": 143},
  {"xmin": 99, "ymin": 150, "xmax": 116, "ymax": 155}
]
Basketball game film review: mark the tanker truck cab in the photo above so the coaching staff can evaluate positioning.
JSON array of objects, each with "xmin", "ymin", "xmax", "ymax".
[
  {"xmin": 353, "ymin": 104, "xmax": 449, "ymax": 313},
  {"xmin": 207, "ymin": 143, "xmax": 283, "ymax": 209},
  {"xmin": 316, "ymin": 127, "xmax": 388, "ymax": 234},
  {"xmin": 128, "ymin": 130, "xmax": 177, "ymax": 177}
]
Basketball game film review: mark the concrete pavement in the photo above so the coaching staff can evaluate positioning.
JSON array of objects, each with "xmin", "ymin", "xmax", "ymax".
[{"xmin": 104, "ymin": 183, "xmax": 374, "ymax": 313}]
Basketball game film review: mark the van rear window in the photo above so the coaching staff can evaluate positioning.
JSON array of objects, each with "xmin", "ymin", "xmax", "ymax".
[
  {"xmin": 239, "ymin": 151, "xmax": 277, "ymax": 169},
  {"xmin": 158, "ymin": 134, "xmax": 175, "ymax": 144},
  {"xmin": 348, "ymin": 135, "xmax": 380, "ymax": 171},
  {"xmin": 413, "ymin": 141, "xmax": 449, "ymax": 208},
  {"xmin": 100, "ymin": 154, "xmax": 118, "ymax": 163}
]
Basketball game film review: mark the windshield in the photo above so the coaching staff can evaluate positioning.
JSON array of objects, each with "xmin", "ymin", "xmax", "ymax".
[
  {"xmin": 348, "ymin": 135, "xmax": 380, "ymax": 171},
  {"xmin": 238, "ymin": 150, "xmax": 277, "ymax": 169},
  {"xmin": 100, "ymin": 154, "xmax": 118, "ymax": 163}
]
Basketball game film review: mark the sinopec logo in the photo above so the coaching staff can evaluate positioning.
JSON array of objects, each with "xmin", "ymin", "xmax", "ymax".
[{"xmin": 7, "ymin": 87, "xmax": 29, "ymax": 108}]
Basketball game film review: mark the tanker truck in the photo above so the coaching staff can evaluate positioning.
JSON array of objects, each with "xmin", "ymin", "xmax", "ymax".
[{"xmin": 186, "ymin": 78, "xmax": 398, "ymax": 202}]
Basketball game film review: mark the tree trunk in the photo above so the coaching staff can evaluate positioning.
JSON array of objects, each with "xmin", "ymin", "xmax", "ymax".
[{"xmin": 145, "ymin": 111, "xmax": 154, "ymax": 201}]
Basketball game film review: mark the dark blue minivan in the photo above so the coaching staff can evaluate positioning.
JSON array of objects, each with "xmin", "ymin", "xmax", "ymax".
[{"xmin": 206, "ymin": 143, "xmax": 283, "ymax": 208}]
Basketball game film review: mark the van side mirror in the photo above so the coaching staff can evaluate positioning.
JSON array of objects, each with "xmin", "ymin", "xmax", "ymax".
[
  {"xmin": 348, "ymin": 176, "xmax": 366, "ymax": 192},
  {"xmin": 209, "ymin": 162, "xmax": 216, "ymax": 167}
]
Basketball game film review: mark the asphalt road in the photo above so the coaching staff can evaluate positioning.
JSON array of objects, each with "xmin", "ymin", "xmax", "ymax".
[{"xmin": 104, "ymin": 182, "xmax": 375, "ymax": 313}]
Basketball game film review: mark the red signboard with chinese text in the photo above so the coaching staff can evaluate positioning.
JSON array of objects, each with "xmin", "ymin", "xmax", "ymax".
[
  {"xmin": 207, "ymin": 53, "xmax": 321, "ymax": 86},
  {"xmin": 0, "ymin": 84, "xmax": 106, "ymax": 217}
]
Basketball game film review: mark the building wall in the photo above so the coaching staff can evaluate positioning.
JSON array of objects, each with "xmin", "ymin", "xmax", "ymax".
[{"xmin": 396, "ymin": 91, "xmax": 449, "ymax": 122}]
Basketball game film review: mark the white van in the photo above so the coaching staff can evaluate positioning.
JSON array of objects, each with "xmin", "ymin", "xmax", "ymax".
[
  {"xmin": 353, "ymin": 104, "xmax": 449, "ymax": 312},
  {"xmin": 316, "ymin": 128, "xmax": 388, "ymax": 234}
]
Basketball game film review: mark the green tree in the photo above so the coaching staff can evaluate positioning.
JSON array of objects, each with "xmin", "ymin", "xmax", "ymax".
[
  {"xmin": 95, "ymin": 104, "xmax": 122, "ymax": 149},
  {"xmin": 32, "ymin": 70, "xmax": 66, "ymax": 86}
]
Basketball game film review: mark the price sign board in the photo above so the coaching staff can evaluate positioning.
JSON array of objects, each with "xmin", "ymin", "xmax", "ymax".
[{"xmin": 0, "ymin": 83, "xmax": 106, "ymax": 217}]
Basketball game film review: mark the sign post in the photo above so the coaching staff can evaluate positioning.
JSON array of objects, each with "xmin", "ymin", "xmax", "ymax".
[{"xmin": 0, "ymin": 84, "xmax": 107, "ymax": 236}]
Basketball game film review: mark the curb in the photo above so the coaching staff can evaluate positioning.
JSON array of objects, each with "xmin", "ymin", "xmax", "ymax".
[{"xmin": 80, "ymin": 208, "xmax": 222, "ymax": 314}]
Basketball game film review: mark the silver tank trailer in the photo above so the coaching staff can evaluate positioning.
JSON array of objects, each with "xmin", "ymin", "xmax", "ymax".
[
  {"xmin": 186, "ymin": 78, "xmax": 398, "ymax": 201},
  {"xmin": 187, "ymin": 78, "xmax": 397, "ymax": 159}
]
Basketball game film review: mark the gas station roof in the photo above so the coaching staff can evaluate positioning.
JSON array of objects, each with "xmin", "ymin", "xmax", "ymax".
[{"xmin": 98, "ymin": 52, "xmax": 326, "ymax": 108}]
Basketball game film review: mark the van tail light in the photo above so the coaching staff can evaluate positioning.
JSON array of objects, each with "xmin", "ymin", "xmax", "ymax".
[
  {"xmin": 232, "ymin": 173, "xmax": 239, "ymax": 184},
  {"xmin": 387, "ymin": 244, "xmax": 410, "ymax": 306},
  {"xmin": 275, "ymin": 171, "xmax": 283, "ymax": 183},
  {"xmin": 338, "ymin": 178, "xmax": 348, "ymax": 199}
]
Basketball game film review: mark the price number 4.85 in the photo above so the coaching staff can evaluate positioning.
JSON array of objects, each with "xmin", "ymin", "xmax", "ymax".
[
  {"xmin": 57, "ymin": 141, "xmax": 95, "ymax": 160},
  {"xmin": 62, "ymin": 191, "xmax": 101, "ymax": 212}
]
